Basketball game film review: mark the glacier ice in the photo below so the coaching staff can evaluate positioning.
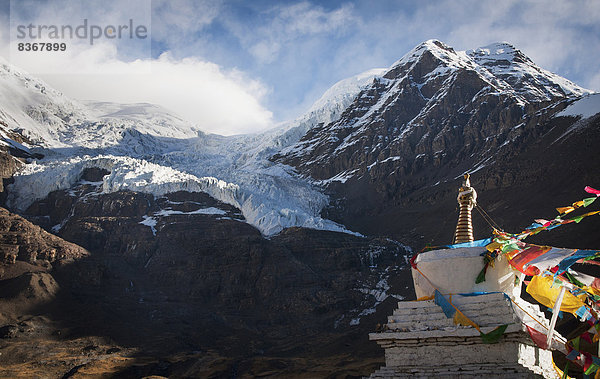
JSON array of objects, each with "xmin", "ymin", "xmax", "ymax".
[{"xmin": 2, "ymin": 57, "xmax": 378, "ymax": 236}]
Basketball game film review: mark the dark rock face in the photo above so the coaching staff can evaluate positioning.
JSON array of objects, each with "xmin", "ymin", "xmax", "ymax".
[
  {"xmin": 0, "ymin": 150, "xmax": 19, "ymax": 205},
  {"xmin": 0, "ymin": 204, "xmax": 89, "ymax": 357},
  {"xmin": 0, "ymin": 207, "xmax": 88, "ymax": 270},
  {"xmin": 276, "ymin": 41, "xmax": 559, "ymax": 182},
  {"xmin": 0, "ymin": 175, "xmax": 411, "ymax": 377},
  {"xmin": 275, "ymin": 40, "xmax": 600, "ymax": 250},
  {"xmin": 24, "ymin": 181, "xmax": 411, "ymax": 340}
]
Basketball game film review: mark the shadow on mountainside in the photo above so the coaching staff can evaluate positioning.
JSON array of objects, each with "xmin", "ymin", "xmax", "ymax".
[
  {"xmin": 322, "ymin": 113, "xmax": 600, "ymax": 251},
  {"xmin": 0, "ymin": 187, "xmax": 413, "ymax": 377}
]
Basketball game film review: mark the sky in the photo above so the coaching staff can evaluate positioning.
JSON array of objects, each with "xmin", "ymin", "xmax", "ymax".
[{"xmin": 0, "ymin": 0, "xmax": 599, "ymax": 135}]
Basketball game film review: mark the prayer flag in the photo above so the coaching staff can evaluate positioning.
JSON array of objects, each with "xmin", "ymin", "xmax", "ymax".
[
  {"xmin": 584, "ymin": 363, "xmax": 599, "ymax": 376},
  {"xmin": 453, "ymin": 310, "xmax": 477, "ymax": 328},
  {"xmin": 509, "ymin": 245, "xmax": 551, "ymax": 275},
  {"xmin": 557, "ymin": 250, "xmax": 599, "ymax": 275},
  {"xmin": 526, "ymin": 325, "xmax": 549, "ymax": 349},
  {"xmin": 526, "ymin": 275, "xmax": 586, "ymax": 313},
  {"xmin": 565, "ymin": 349, "xmax": 580, "ymax": 361},
  {"xmin": 480, "ymin": 324, "xmax": 508, "ymax": 344},
  {"xmin": 486, "ymin": 241, "xmax": 502, "ymax": 252},
  {"xmin": 502, "ymin": 241, "xmax": 521, "ymax": 254},
  {"xmin": 557, "ymin": 206, "xmax": 575, "ymax": 215},
  {"xmin": 524, "ymin": 248, "xmax": 577, "ymax": 275},
  {"xmin": 434, "ymin": 290, "xmax": 456, "ymax": 318},
  {"xmin": 447, "ymin": 238, "xmax": 492, "ymax": 249},
  {"xmin": 585, "ymin": 186, "xmax": 600, "ymax": 196}
]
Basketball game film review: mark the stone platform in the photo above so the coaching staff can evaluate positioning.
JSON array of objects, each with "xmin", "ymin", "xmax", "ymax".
[{"xmin": 368, "ymin": 292, "xmax": 556, "ymax": 378}]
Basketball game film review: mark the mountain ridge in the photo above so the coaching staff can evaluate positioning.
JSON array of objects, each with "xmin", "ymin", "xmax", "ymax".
[
  {"xmin": 276, "ymin": 39, "xmax": 592, "ymax": 182},
  {"xmin": 274, "ymin": 39, "xmax": 599, "ymax": 248}
]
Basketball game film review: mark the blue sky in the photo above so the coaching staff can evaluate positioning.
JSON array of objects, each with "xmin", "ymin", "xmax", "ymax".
[{"xmin": 0, "ymin": 0, "xmax": 599, "ymax": 135}]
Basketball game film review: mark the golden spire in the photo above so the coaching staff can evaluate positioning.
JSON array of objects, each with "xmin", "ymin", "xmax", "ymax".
[{"xmin": 453, "ymin": 173, "xmax": 477, "ymax": 244}]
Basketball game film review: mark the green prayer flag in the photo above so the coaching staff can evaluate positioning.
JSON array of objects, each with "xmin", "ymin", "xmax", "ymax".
[
  {"xmin": 480, "ymin": 324, "xmax": 508, "ymax": 344},
  {"xmin": 501, "ymin": 242, "xmax": 519, "ymax": 254},
  {"xmin": 475, "ymin": 268, "xmax": 486, "ymax": 284},
  {"xmin": 565, "ymin": 272, "xmax": 585, "ymax": 287},
  {"xmin": 561, "ymin": 362, "xmax": 570, "ymax": 379},
  {"xmin": 574, "ymin": 336, "xmax": 580, "ymax": 350},
  {"xmin": 583, "ymin": 197, "xmax": 597, "ymax": 207},
  {"xmin": 584, "ymin": 363, "xmax": 599, "ymax": 375}
]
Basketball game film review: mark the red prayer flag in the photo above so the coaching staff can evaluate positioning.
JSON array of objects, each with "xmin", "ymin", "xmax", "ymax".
[
  {"xmin": 526, "ymin": 325, "xmax": 549, "ymax": 349},
  {"xmin": 585, "ymin": 186, "xmax": 600, "ymax": 196},
  {"xmin": 583, "ymin": 352, "xmax": 594, "ymax": 372},
  {"xmin": 581, "ymin": 332, "xmax": 594, "ymax": 344},
  {"xmin": 509, "ymin": 245, "xmax": 551, "ymax": 275}
]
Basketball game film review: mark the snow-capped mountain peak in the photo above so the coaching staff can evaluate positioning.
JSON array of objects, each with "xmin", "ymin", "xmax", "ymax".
[
  {"xmin": 0, "ymin": 56, "xmax": 203, "ymax": 149},
  {"xmin": 388, "ymin": 39, "xmax": 462, "ymax": 70},
  {"xmin": 275, "ymin": 39, "xmax": 595, "ymax": 188},
  {"xmin": 307, "ymin": 68, "xmax": 386, "ymax": 123},
  {"xmin": 467, "ymin": 42, "xmax": 592, "ymax": 101},
  {"xmin": 0, "ymin": 57, "xmax": 89, "ymax": 146},
  {"xmin": 384, "ymin": 39, "xmax": 591, "ymax": 104},
  {"xmin": 467, "ymin": 42, "xmax": 532, "ymax": 65}
]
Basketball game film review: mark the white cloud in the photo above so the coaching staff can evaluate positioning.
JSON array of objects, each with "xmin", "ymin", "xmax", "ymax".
[
  {"xmin": 276, "ymin": 2, "xmax": 353, "ymax": 35},
  {"xmin": 298, "ymin": 0, "xmax": 600, "ymax": 99},
  {"xmin": 249, "ymin": 40, "xmax": 281, "ymax": 64},
  {"xmin": 17, "ymin": 44, "xmax": 274, "ymax": 135},
  {"xmin": 1, "ymin": 0, "xmax": 272, "ymax": 136},
  {"xmin": 589, "ymin": 72, "xmax": 600, "ymax": 93},
  {"xmin": 151, "ymin": 0, "xmax": 222, "ymax": 49},
  {"xmin": 231, "ymin": 2, "xmax": 356, "ymax": 64}
]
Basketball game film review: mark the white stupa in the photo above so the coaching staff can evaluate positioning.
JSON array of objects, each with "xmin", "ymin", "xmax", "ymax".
[{"xmin": 368, "ymin": 174, "xmax": 558, "ymax": 378}]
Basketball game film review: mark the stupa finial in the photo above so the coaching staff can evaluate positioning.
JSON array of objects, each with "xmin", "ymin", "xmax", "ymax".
[{"xmin": 454, "ymin": 173, "xmax": 477, "ymax": 244}]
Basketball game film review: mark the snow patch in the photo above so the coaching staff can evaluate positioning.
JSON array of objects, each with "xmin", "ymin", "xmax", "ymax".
[
  {"xmin": 317, "ymin": 169, "xmax": 360, "ymax": 185},
  {"xmin": 155, "ymin": 207, "xmax": 227, "ymax": 216},
  {"xmin": 556, "ymin": 94, "xmax": 600, "ymax": 119},
  {"xmin": 139, "ymin": 215, "xmax": 157, "ymax": 236},
  {"xmin": 350, "ymin": 277, "xmax": 405, "ymax": 326}
]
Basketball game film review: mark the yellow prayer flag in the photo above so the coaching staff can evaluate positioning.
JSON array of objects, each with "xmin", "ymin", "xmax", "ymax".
[
  {"xmin": 556, "ymin": 206, "xmax": 575, "ymax": 215},
  {"xmin": 582, "ymin": 286, "xmax": 600, "ymax": 297},
  {"xmin": 453, "ymin": 310, "xmax": 478, "ymax": 329},
  {"xmin": 526, "ymin": 275, "xmax": 586, "ymax": 314},
  {"xmin": 582, "ymin": 210, "xmax": 600, "ymax": 218},
  {"xmin": 486, "ymin": 241, "xmax": 502, "ymax": 252}
]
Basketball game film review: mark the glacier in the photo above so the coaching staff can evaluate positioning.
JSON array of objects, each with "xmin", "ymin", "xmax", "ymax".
[{"xmin": 2, "ymin": 55, "xmax": 382, "ymax": 236}]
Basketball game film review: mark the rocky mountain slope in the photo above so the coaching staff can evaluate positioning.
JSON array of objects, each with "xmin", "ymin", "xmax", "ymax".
[
  {"xmin": 275, "ymin": 40, "xmax": 599, "ymax": 249},
  {"xmin": 0, "ymin": 168, "xmax": 411, "ymax": 377}
]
